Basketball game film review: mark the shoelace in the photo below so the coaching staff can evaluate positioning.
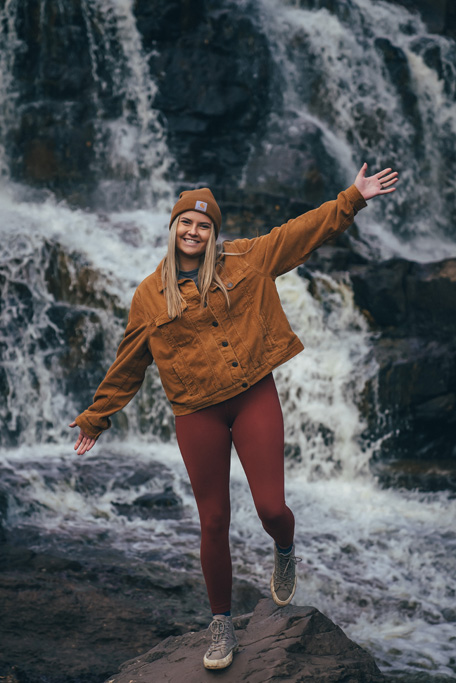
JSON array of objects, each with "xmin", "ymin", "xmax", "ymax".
[
  {"xmin": 275, "ymin": 552, "xmax": 302, "ymax": 588},
  {"xmin": 207, "ymin": 619, "xmax": 232, "ymax": 654}
]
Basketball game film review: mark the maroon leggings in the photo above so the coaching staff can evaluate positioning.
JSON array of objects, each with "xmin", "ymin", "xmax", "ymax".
[{"xmin": 175, "ymin": 374, "xmax": 295, "ymax": 614}]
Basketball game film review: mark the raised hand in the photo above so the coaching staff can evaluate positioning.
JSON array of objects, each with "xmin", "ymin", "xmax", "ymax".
[
  {"xmin": 355, "ymin": 162, "xmax": 398, "ymax": 200},
  {"xmin": 69, "ymin": 420, "xmax": 97, "ymax": 455}
]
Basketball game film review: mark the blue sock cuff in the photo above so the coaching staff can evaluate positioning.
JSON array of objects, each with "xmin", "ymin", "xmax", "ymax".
[
  {"xmin": 276, "ymin": 541, "xmax": 293, "ymax": 555},
  {"xmin": 213, "ymin": 610, "xmax": 231, "ymax": 617}
]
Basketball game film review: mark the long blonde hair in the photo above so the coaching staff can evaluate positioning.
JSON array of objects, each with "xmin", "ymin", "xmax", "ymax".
[{"xmin": 162, "ymin": 217, "xmax": 231, "ymax": 318}]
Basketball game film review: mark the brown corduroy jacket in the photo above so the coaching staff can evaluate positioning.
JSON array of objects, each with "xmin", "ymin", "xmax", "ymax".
[{"xmin": 75, "ymin": 185, "xmax": 367, "ymax": 439}]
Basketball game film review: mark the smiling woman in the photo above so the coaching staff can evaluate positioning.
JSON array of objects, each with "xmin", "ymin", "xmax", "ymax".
[
  {"xmin": 70, "ymin": 165, "xmax": 398, "ymax": 671},
  {"xmin": 175, "ymin": 212, "xmax": 212, "ymax": 269}
]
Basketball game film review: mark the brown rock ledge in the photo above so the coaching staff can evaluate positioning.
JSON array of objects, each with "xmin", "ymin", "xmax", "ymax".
[{"xmin": 106, "ymin": 598, "xmax": 384, "ymax": 683}]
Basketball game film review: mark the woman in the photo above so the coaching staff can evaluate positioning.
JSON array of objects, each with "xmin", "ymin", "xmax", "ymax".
[{"xmin": 70, "ymin": 163, "xmax": 398, "ymax": 670}]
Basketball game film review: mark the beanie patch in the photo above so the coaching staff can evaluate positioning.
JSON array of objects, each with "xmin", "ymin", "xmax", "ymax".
[{"xmin": 169, "ymin": 187, "xmax": 222, "ymax": 236}]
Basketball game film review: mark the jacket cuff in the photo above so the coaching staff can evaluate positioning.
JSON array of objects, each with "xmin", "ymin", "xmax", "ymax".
[
  {"xmin": 74, "ymin": 413, "xmax": 111, "ymax": 440},
  {"xmin": 344, "ymin": 184, "xmax": 368, "ymax": 214}
]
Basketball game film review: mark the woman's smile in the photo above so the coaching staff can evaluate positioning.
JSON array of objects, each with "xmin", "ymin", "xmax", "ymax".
[{"xmin": 176, "ymin": 210, "xmax": 213, "ymax": 269}]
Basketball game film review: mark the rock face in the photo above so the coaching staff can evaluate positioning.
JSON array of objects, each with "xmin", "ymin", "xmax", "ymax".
[
  {"xmin": 387, "ymin": 0, "xmax": 456, "ymax": 36},
  {"xmin": 350, "ymin": 257, "xmax": 456, "ymax": 463},
  {"xmin": 307, "ymin": 247, "xmax": 456, "ymax": 487},
  {"xmin": 0, "ymin": 541, "xmax": 263, "ymax": 683},
  {"xmin": 134, "ymin": 0, "xmax": 274, "ymax": 190},
  {"xmin": 108, "ymin": 598, "xmax": 384, "ymax": 683}
]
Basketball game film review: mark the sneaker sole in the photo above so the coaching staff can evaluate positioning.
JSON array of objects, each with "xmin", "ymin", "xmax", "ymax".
[
  {"xmin": 270, "ymin": 573, "xmax": 297, "ymax": 607},
  {"xmin": 203, "ymin": 644, "xmax": 238, "ymax": 670}
]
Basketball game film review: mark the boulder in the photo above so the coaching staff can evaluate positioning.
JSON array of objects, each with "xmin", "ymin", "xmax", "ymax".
[
  {"xmin": 304, "ymin": 249, "xmax": 456, "ymax": 481},
  {"xmin": 134, "ymin": 0, "xmax": 274, "ymax": 189},
  {"xmin": 350, "ymin": 257, "xmax": 456, "ymax": 474},
  {"xmin": 0, "ymin": 541, "xmax": 263, "ymax": 683},
  {"xmin": 108, "ymin": 598, "xmax": 384, "ymax": 683}
]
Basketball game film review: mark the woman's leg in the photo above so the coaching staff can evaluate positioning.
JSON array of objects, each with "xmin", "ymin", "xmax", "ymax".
[
  {"xmin": 230, "ymin": 374, "xmax": 295, "ymax": 548},
  {"xmin": 175, "ymin": 403, "xmax": 233, "ymax": 614}
]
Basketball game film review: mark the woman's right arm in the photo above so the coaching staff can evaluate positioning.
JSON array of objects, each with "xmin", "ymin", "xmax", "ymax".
[{"xmin": 70, "ymin": 288, "xmax": 153, "ymax": 453}]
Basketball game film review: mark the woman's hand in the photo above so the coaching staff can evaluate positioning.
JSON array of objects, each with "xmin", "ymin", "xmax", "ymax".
[
  {"xmin": 69, "ymin": 421, "xmax": 97, "ymax": 455},
  {"xmin": 355, "ymin": 162, "xmax": 398, "ymax": 200}
]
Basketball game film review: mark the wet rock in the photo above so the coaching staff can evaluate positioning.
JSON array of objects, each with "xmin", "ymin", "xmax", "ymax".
[
  {"xmin": 348, "ymin": 257, "xmax": 456, "ymax": 471},
  {"xmin": 113, "ymin": 486, "xmax": 184, "ymax": 520},
  {"xmin": 304, "ymin": 251, "xmax": 456, "ymax": 478},
  {"xmin": 5, "ymin": 0, "xmax": 98, "ymax": 194},
  {"xmin": 374, "ymin": 38, "xmax": 421, "ymax": 134},
  {"xmin": 374, "ymin": 457, "xmax": 456, "ymax": 493},
  {"xmin": 386, "ymin": 0, "xmax": 456, "ymax": 37},
  {"xmin": 0, "ymin": 541, "xmax": 263, "ymax": 683},
  {"xmin": 350, "ymin": 258, "xmax": 456, "ymax": 338},
  {"xmin": 108, "ymin": 598, "xmax": 383, "ymax": 683},
  {"xmin": 135, "ymin": 0, "xmax": 274, "ymax": 190}
]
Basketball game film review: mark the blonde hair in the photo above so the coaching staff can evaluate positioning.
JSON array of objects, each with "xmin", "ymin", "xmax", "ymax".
[{"xmin": 162, "ymin": 217, "xmax": 231, "ymax": 318}]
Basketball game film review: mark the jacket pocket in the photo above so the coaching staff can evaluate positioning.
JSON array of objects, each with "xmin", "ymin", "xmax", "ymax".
[
  {"xmin": 170, "ymin": 358, "xmax": 200, "ymax": 398},
  {"xmin": 154, "ymin": 307, "xmax": 196, "ymax": 349}
]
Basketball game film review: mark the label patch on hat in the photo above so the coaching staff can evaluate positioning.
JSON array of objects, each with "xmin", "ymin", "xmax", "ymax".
[{"xmin": 195, "ymin": 200, "xmax": 207, "ymax": 211}]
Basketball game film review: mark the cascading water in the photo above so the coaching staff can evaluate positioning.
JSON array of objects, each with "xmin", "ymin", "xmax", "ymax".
[
  {"xmin": 1, "ymin": 0, "xmax": 455, "ymax": 680},
  {"xmin": 244, "ymin": 0, "xmax": 456, "ymax": 261}
]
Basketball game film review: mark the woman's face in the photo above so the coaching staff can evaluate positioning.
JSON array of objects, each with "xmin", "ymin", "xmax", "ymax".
[{"xmin": 175, "ymin": 211, "xmax": 213, "ymax": 268}]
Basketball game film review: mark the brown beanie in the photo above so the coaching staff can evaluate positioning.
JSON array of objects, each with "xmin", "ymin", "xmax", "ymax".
[{"xmin": 169, "ymin": 188, "xmax": 222, "ymax": 237}]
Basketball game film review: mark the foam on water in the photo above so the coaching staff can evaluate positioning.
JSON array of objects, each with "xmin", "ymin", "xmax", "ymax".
[{"xmin": 4, "ymin": 436, "xmax": 455, "ymax": 677}]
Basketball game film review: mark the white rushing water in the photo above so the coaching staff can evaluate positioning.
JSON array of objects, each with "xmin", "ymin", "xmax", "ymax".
[
  {"xmin": 249, "ymin": 0, "xmax": 456, "ymax": 262},
  {"xmin": 1, "ymin": 0, "xmax": 456, "ymax": 680}
]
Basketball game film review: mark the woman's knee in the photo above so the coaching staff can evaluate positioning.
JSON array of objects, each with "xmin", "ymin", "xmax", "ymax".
[
  {"xmin": 200, "ymin": 509, "xmax": 230, "ymax": 538},
  {"xmin": 255, "ymin": 501, "xmax": 289, "ymax": 527}
]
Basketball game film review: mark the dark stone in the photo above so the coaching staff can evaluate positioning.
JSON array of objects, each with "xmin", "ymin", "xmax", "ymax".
[
  {"xmin": 349, "ymin": 258, "xmax": 456, "ymax": 471},
  {"xmin": 134, "ymin": 486, "xmax": 182, "ymax": 509},
  {"xmin": 374, "ymin": 38, "xmax": 423, "ymax": 155},
  {"xmin": 113, "ymin": 486, "xmax": 184, "ymax": 520},
  {"xmin": 134, "ymin": 0, "xmax": 275, "ymax": 189},
  {"xmin": 108, "ymin": 598, "xmax": 384, "ymax": 683},
  {"xmin": 384, "ymin": 0, "xmax": 456, "ymax": 37},
  {"xmin": 350, "ymin": 258, "xmax": 456, "ymax": 338},
  {"xmin": 0, "ymin": 541, "xmax": 263, "ymax": 683},
  {"xmin": 4, "ymin": 0, "xmax": 98, "ymax": 193},
  {"xmin": 374, "ymin": 457, "xmax": 456, "ymax": 493}
]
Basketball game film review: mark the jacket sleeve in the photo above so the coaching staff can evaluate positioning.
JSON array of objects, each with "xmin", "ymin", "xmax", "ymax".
[
  {"xmin": 231, "ymin": 185, "xmax": 367, "ymax": 278},
  {"xmin": 74, "ymin": 289, "xmax": 153, "ymax": 440}
]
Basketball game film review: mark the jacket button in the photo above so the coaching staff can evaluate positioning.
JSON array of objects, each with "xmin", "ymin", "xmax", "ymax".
[
  {"xmin": 212, "ymin": 321, "xmax": 219, "ymax": 327},
  {"xmin": 222, "ymin": 341, "xmax": 229, "ymax": 347},
  {"xmin": 232, "ymin": 361, "xmax": 238, "ymax": 367},
  {"xmin": 226, "ymin": 282, "xmax": 233, "ymax": 288},
  {"xmin": 242, "ymin": 382, "xmax": 248, "ymax": 388}
]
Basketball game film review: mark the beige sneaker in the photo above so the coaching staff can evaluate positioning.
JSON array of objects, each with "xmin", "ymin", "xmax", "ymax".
[
  {"xmin": 203, "ymin": 614, "xmax": 238, "ymax": 669},
  {"xmin": 270, "ymin": 544, "xmax": 302, "ymax": 606}
]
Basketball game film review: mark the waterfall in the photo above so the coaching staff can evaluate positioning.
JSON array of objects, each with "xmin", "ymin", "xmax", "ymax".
[
  {"xmin": 244, "ymin": 0, "xmax": 456, "ymax": 261},
  {"xmin": 0, "ymin": 0, "xmax": 455, "ymax": 679}
]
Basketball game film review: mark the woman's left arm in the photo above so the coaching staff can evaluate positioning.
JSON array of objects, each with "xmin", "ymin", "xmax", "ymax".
[{"xmin": 240, "ymin": 163, "xmax": 398, "ymax": 278}]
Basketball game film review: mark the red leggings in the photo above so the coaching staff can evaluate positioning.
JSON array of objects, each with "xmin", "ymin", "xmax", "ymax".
[{"xmin": 175, "ymin": 374, "xmax": 295, "ymax": 614}]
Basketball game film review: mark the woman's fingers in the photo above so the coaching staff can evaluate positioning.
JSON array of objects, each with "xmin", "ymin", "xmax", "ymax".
[
  {"xmin": 378, "ymin": 170, "xmax": 398, "ymax": 182},
  {"xmin": 76, "ymin": 436, "xmax": 95, "ymax": 456},
  {"xmin": 69, "ymin": 420, "xmax": 96, "ymax": 455},
  {"xmin": 379, "ymin": 172, "xmax": 399, "ymax": 193}
]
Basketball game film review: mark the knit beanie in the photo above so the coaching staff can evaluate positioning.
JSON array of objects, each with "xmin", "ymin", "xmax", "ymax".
[{"xmin": 169, "ymin": 188, "xmax": 222, "ymax": 237}]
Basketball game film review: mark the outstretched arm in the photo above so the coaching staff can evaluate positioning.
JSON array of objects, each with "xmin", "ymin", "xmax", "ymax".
[{"xmin": 355, "ymin": 162, "xmax": 398, "ymax": 200}]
